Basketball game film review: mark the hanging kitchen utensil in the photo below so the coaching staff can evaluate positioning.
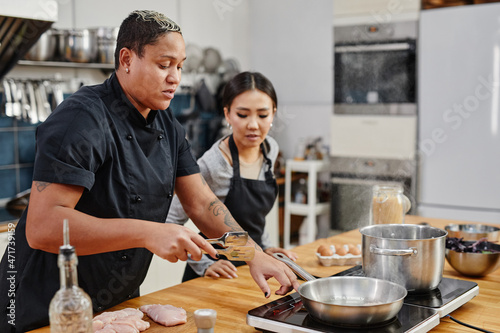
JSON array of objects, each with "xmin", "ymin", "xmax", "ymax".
[
  {"xmin": 19, "ymin": 81, "xmax": 31, "ymax": 122},
  {"xmin": 273, "ymin": 253, "xmax": 407, "ymax": 326},
  {"xmin": 51, "ymin": 81, "xmax": 64, "ymax": 108},
  {"xmin": 2, "ymin": 79, "xmax": 14, "ymax": 117},
  {"xmin": 9, "ymin": 79, "xmax": 22, "ymax": 119},
  {"xmin": 25, "ymin": 81, "xmax": 39, "ymax": 124},
  {"xmin": 206, "ymin": 231, "xmax": 248, "ymax": 247},
  {"xmin": 35, "ymin": 82, "xmax": 51, "ymax": 122}
]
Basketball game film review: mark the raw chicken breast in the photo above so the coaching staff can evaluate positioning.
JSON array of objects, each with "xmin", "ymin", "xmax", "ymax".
[
  {"xmin": 139, "ymin": 304, "xmax": 187, "ymax": 327},
  {"xmin": 116, "ymin": 308, "xmax": 144, "ymax": 318},
  {"xmin": 93, "ymin": 308, "xmax": 150, "ymax": 333}
]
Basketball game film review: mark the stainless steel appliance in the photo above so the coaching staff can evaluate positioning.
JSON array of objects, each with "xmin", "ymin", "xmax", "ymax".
[
  {"xmin": 329, "ymin": 21, "xmax": 418, "ymax": 231},
  {"xmin": 418, "ymin": 4, "xmax": 500, "ymax": 224},
  {"xmin": 330, "ymin": 156, "xmax": 416, "ymax": 232},
  {"xmin": 334, "ymin": 21, "xmax": 417, "ymax": 116},
  {"xmin": 0, "ymin": 0, "xmax": 58, "ymax": 80},
  {"xmin": 247, "ymin": 266, "xmax": 479, "ymax": 333}
]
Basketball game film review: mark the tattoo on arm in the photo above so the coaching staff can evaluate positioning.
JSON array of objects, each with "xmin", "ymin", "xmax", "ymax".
[
  {"xmin": 208, "ymin": 197, "xmax": 263, "ymax": 252},
  {"xmin": 34, "ymin": 181, "xmax": 51, "ymax": 192},
  {"xmin": 208, "ymin": 198, "xmax": 238, "ymax": 230},
  {"xmin": 199, "ymin": 174, "xmax": 207, "ymax": 186}
]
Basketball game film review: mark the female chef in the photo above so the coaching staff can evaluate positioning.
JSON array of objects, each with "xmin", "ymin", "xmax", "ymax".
[
  {"xmin": 167, "ymin": 71, "xmax": 298, "ymax": 281},
  {"xmin": 0, "ymin": 11, "xmax": 298, "ymax": 333}
]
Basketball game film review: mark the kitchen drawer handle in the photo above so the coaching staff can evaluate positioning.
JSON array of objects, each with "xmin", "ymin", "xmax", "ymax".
[{"xmin": 370, "ymin": 245, "xmax": 417, "ymax": 256}]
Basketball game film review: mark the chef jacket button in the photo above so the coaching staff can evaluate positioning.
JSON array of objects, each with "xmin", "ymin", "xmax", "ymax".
[
  {"xmin": 167, "ymin": 193, "xmax": 173, "ymax": 199},
  {"xmin": 128, "ymin": 294, "xmax": 133, "ymax": 299},
  {"xmin": 121, "ymin": 255, "xmax": 128, "ymax": 260},
  {"xmin": 158, "ymin": 134, "xmax": 164, "ymax": 140},
  {"xmin": 97, "ymin": 306, "xmax": 103, "ymax": 311},
  {"xmin": 135, "ymin": 195, "xmax": 142, "ymax": 203},
  {"xmin": 126, "ymin": 134, "xmax": 133, "ymax": 140}
]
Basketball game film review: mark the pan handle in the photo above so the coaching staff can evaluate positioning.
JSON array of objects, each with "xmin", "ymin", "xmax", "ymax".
[
  {"xmin": 272, "ymin": 253, "xmax": 317, "ymax": 282},
  {"xmin": 370, "ymin": 245, "xmax": 417, "ymax": 256}
]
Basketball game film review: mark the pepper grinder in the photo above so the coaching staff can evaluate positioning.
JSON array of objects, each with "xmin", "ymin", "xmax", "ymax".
[{"xmin": 194, "ymin": 309, "xmax": 217, "ymax": 333}]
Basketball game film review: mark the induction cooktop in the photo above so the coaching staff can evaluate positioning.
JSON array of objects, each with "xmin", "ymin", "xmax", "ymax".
[{"xmin": 247, "ymin": 266, "xmax": 479, "ymax": 333}]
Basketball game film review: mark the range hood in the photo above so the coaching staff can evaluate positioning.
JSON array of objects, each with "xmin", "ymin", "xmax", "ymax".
[{"xmin": 0, "ymin": 0, "xmax": 58, "ymax": 80}]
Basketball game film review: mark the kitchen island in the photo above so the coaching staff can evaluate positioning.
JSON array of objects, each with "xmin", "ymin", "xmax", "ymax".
[{"xmin": 30, "ymin": 215, "xmax": 499, "ymax": 332}]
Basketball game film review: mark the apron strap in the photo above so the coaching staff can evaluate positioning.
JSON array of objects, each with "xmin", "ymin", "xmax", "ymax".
[{"xmin": 228, "ymin": 135, "xmax": 241, "ymax": 178}]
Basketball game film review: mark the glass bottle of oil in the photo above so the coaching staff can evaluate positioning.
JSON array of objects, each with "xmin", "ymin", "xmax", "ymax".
[{"xmin": 49, "ymin": 219, "xmax": 93, "ymax": 332}]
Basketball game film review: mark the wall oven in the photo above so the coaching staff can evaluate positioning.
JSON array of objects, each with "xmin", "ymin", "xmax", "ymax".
[{"xmin": 334, "ymin": 21, "xmax": 417, "ymax": 116}]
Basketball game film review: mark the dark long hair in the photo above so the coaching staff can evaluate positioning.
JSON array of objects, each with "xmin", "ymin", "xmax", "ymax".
[
  {"xmin": 114, "ymin": 10, "xmax": 182, "ymax": 69},
  {"xmin": 222, "ymin": 72, "xmax": 278, "ymax": 112}
]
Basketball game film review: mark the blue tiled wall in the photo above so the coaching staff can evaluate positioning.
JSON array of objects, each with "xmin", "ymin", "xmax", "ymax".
[{"xmin": 0, "ymin": 115, "xmax": 37, "ymax": 200}]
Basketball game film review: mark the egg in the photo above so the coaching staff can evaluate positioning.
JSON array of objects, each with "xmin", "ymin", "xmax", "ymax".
[
  {"xmin": 317, "ymin": 244, "xmax": 333, "ymax": 256},
  {"xmin": 334, "ymin": 244, "xmax": 348, "ymax": 256},
  {"xmin": 348, "ymin": 244, "xmax": 361, "ymax": 255}
]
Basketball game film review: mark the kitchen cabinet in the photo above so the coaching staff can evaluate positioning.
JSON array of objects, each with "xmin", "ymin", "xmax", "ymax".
[
  {"xmin": 283, "ymin": 159, "xmax": 330, "ymax": 249},
  {"xmin": 333, "ymin": 0, "xmax": 420, "ymax": 26}
]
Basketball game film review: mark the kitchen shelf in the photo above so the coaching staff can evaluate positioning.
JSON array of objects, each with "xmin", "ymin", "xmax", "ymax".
[
  {"xmin": 283, "ymin": 159, "xmax": 331, "ymax": 249},
  {"xmin": 17, "ymin": 60, "xmax": 114, "ymax": 71},
  {"xmin": 288, "ymin": 202, "xmax": 330, "ymax": 216}
]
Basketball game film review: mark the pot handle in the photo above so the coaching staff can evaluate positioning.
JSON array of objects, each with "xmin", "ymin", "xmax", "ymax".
[
  {"xmin": 370, "ymin": 245, "xmax": 417, "ymax": 256},
  {"xmin": 272, "ymin": 253, "xmax": 317, "ymax": 282}
]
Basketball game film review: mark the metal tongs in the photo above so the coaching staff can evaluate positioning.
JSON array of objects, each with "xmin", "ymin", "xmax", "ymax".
[
  {"xmin": 206, "ymin": 231, "xmax": 248, "ymax": 247},
  {"xmin": 204, "ymin": 232, "xmax": 255, "ymax": 261}
]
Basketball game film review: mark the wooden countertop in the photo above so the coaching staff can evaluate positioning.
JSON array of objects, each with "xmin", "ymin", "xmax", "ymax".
[{"xmin": 30, "ymin": 215, "xmax": 500, "ymax": 332}]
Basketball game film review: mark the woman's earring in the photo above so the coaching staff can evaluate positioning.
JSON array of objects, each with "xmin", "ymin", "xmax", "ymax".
[
  {"xmin": 270, "ymin": 123, "xmax": 273, "ymax": 127},
  {"xmin": 227, "ymin": 122, "xmax": 232, "ymax": 130},
  {"xmin": 125, "ymin": 68, "xmax": 129, "ymax": 73}
]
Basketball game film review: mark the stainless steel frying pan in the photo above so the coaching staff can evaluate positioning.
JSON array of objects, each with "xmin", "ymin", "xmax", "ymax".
[{"xmin": 273, "ymin": 253, "xmax": 407, "ymax": 326}]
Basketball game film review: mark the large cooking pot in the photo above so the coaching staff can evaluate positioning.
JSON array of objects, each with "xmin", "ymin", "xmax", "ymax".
[
  {"xmin": 360, "ymin": 224, "xmax": 447, "ymax": 292},
  {"xmin": 96, "ymin": 27, "xmax": 119, "ymax": 64},
  {"xmin": 58, "ymin": 28, "xmax": 98, "ymax": 63},
  {"xmin": 24, "ymin": 29, "xmax": 57, "ymax": 61},
  {"xmin": 273, "ymin": 253, "xmax": 407, "ymax": 326}
]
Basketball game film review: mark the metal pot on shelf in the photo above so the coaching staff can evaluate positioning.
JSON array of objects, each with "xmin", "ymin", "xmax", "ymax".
[
  {"xmin": 360, "ymin": 224, "xmax": 447, "ymax": 292},
  {"xmin": 96, "ymin": 27, "xmax": 119, "ymax": 64},
  {"xmin": 58, "ymin": 28, "xmax": 98, "ymax": 63},
  {"xmin": 24, "ymin": 29, "xmax": 57, "ymax": 61}
]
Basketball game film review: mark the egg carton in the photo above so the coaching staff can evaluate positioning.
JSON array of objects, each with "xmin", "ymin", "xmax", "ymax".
[{"xmin": 316, "ymin": 244, "xmax": 362, "ymax": 266}]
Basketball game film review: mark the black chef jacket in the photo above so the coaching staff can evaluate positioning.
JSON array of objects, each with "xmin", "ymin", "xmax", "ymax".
[{"xmin": 0, "ymin": 73, "xmax": 200, "ymax": 332}]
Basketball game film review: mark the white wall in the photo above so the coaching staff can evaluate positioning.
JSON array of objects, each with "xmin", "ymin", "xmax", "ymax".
[{"xmin": 249, "ymin": 0, "xmax": 334, "ymax": 159}]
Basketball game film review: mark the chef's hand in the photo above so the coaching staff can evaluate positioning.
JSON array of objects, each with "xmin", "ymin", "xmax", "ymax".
[
  {"xmin": 247, "ymin": 250, "xmax": 300, "ymax": 298},
  {"xmin": 205, "ymin": 260, "xmax": 238, "ymax": 279},
  {"xmin": 264, "ymin": 247, "xmax": 299, "ymax": 261},
  {"xmin": 145, "ymin": 223, "xmax": 218, "ymax": 263}
]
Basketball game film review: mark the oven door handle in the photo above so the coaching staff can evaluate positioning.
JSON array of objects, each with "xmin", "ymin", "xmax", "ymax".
[{"xmin": 335, "ymin": 42, "xmax": 412, "ymax": 53}]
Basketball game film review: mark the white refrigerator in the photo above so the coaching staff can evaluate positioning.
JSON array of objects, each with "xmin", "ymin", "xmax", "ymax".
[{"xmin": 418, "ymin": 3, "xmax": 500, "ymax": 224}]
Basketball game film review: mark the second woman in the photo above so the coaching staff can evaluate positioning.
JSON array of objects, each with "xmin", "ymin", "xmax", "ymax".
[{"xmin": 167, "ymin": 71, "xmax": 297, "ymax": 281}]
